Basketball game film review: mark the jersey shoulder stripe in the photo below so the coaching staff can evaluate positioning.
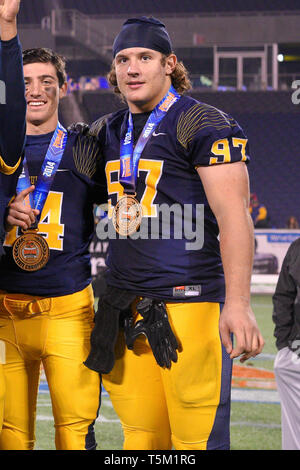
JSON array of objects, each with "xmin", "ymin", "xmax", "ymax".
[
  {"xmin": 177, "ymin": 101, "xmax": 236, "ymax": 149},
  {"xmin": 0, "ymin": 155, "xmax": 21, "ymax": 175},
  {"xmin": 72, "ymin": 133, "xmax": 101, "ymax": 179}
]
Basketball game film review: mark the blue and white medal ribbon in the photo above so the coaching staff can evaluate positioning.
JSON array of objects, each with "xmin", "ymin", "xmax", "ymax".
[
  {"xmin": 12, "ymin": 122, "xmax": 68, "ymax": 271},
  {"xmin": 113, "ymin": 85, "xmax": 181, "ymax": 236},
  {"xmin": 17, "ymin": 121, "xmax": 68, "ymax": 224},
  {"xmin": 119, "ymin": 85, "xmax": 181, "ymax": 194}
]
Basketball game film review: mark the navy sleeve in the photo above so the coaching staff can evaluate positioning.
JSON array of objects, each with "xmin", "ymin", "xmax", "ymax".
[
  {"xmin": 176, "ymin": 102, "xmax": 250, "ymax": 167},
  {"xmin": 0, "ymin": 34, "xmax": 26, "ymax": 172}
]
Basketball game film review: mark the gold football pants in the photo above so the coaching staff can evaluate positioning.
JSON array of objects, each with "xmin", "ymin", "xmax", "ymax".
[
  {"xmin": 0, "ymin": 285, "xmax": 101, "ymax": 450},
  {"xmin": 0, "ymin": 341, "xmax": 5, "ymax": 431},
  {"xmin": 102, "ymin": 301, "xmax": 232, "ymax": 450}
]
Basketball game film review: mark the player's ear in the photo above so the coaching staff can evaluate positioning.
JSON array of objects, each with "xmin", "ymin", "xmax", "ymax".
[
  {"xmin": 165, "ymin": 54, "xmax": 177, "ymax": 76},
  {"xmin": 59, "ymin": 81, "xmax": 68, "ymax": 99}
]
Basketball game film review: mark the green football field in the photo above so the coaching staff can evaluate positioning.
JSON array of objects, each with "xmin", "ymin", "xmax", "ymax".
[{"xmin": 34, "ymin": 294, "xmax": 282, "ymax": 451}]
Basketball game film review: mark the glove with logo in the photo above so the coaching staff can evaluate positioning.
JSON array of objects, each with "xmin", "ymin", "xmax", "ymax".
[{"xmin": 124, "ymin": 297, "xmax": 179, "ymax": 369}]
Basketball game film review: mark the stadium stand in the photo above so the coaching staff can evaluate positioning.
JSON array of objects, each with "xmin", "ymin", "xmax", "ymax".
[
  {"xmin": 17, "ymin": 0, "xmax": 300, "ymax": 25},
  {"xmin": 60, "ymin": 0, "xmax": 300, "ymax": 15},
  {"xmin": 59, "ymin": 89, "xmax": 299, "ymax": 229},
  {"xmin": 17, "ymin": 0, "xmax": 48, "ymax": 24},
  {"xmin": 17, "ymin": 1, "xmax": 300, "ymax": 230}
]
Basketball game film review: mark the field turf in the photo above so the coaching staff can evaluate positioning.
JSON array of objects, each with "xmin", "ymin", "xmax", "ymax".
[{"xmin": 34, "ymin": 294, "xmax": 281, "ymax": 451}]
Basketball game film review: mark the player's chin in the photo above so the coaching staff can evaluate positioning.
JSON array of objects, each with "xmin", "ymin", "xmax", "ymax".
[
  {"xmin": 125, "ymin": 87, "xmax": 148, "ymax": 102},
  {"xmin": 27, "ymin": 111, "xmax": 50, "ymax": 126}
]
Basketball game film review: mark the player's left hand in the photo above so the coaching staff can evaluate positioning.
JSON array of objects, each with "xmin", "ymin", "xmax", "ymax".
[
  {"xmin": 0, "ymin": 0, "xmax": 21, "ymax": 23},
  {"xmin": 219, "ymin": 299, "xmax": 265, "ymax": 363}
]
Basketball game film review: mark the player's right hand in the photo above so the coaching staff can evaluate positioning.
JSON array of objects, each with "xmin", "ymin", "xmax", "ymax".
[
  {"xmin": 5, "ymin": 185, "xmax": 40, "ymax": 231},
  {"xmin": 0, "ymin": 0, "xmax": 21, "ymax": 23}
]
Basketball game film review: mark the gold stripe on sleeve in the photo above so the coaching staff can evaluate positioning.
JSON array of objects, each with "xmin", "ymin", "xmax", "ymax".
[{"xmin": 0, "ymin": 156, "xmax": 22, "ymax": 175}]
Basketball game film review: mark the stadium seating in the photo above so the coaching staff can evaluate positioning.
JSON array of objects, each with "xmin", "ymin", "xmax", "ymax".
[
  {"xmin": 188, "ymin": 92, "xmax": 300, "ymax": 229},
  {"xmin": 17, "ymin": 0, "xmax": 300, "ymax": 24},
  {"xmin": 61, "ymin": 0, "xmax": 300, "ymax": 15},
  {"xmin": 17, "ymin": 0, "xmax": 48, "ymax": 24},
  {"xmin": 65, "ymin": 89, "xmax": 300, "ymax": 228},
  {"xmin": 236, "ymin": 111, "xmax": 300, "ymax": 229},
  {"xmin": 17, "ymin": 1, "xmax": 300, "ymax": 228}
]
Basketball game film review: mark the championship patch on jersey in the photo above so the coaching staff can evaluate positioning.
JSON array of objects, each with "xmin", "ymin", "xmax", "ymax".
[{"xmin": 173, "ymin": 285, "xmax": 202, "ymax": 298}]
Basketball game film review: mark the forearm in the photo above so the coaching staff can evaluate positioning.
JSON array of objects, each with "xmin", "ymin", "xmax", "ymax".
[
  {"xmin": 198, "ymin": 162, "xmax": 264, "ymax": 360},
  {"xmin": 0, "ymin": 17, "xmax": 17, "ymax": 40},
  {"xmin": 218, "ymin": 205, "xmax": 254, "ymax": 305}
]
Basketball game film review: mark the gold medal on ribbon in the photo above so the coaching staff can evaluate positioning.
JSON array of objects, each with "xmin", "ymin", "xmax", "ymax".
[
  {"xmin": 112, "ymin": 194, "xmax": 143, "ymax": 236},
  {"xmin": 12, "ymin": 229, "xmax": 50, "ymax": 272}
]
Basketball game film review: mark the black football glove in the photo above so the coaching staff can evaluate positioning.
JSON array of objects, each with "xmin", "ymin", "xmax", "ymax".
[
  {"xmin": 124, "ymin": 297, "xmax": 179, "ymax": 369},
  {"xmin": 67, "ymin": 122, "xmax": 90, "ymax": 136},
  {"xmin": 84, "ymin": 286, "xmax": 136, "ymax": 374}
]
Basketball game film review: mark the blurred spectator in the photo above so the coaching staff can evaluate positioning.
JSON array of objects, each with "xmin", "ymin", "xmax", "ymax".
[
  {"xmin": 286, "ymin": 216, "xmax": 299, "ymax": 229},
  {"xmin": 249, "ymin": 193, "xmax": 270, "ymax": 228},
  {"xmin": 66, "ymin": 75, "xmax": 109, "ymax": 94}
]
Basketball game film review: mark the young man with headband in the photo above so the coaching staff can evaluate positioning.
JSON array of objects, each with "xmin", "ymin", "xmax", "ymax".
[
  {"xmin": 86, "ymin": 17, "xmax": 264, "ymax": 450},
  {"xmin": 0, "ymin": 47, "xmax": 107, "ymax": 449}
]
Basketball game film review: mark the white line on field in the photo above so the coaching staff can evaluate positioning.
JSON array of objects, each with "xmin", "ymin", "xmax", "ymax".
[
  {"xmin": 251, "ymin": 303, "xmax": 273, "ymax": 308},
  {"xmin": 231, "ymin": 388, "xmax": 280, "ymax": 404},
  {"xmin": 36, "ymin": 416, "xmax": 53, "ymax": 421},
  {"xmin": 96, "ymin": 416, "xmax": 121, "ymax": 423},
  {"xmin": 231, "ymin": 421, "xmax": 281, "ymax": 429},
  {"xmin": 35, "ymin": 415, "xmax": 280, "ymax": 430},
  {"xmin": 36, "ymin": 415, "xmax": 120, "ymax": 423}
]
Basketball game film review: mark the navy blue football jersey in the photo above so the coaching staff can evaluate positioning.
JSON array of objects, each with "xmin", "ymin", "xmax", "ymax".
[
  {"xmin": 92, "ymin": 95, "xmax": 250, "ymax": 302},
  {"xmin": 0, "ymin": 129, "xmax": 107, "ymax": 296},
  {"xmin": 0, "ymin": 35, "xmax": 26, "ymax": 170},
  {"xmin": 0, "ymin": 35, "xmax": 26, "ymax": 255}
]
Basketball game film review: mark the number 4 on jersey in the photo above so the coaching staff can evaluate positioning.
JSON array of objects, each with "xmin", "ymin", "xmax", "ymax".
[{"xmin": 4, "ymin": 191, "xmax": 65, "ymax": 251}]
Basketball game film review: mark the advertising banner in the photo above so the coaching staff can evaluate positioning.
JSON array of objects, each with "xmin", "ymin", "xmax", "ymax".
[{"xmin": 252, "ymin": 229, "xmax": 300, "ymax": 293}]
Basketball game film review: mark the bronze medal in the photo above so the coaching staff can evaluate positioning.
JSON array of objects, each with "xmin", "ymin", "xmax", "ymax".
[
  {"xmin": 12, "ymin": 230, "xmax": 50, "ymax": 272},
  {"xmin": 112, "ymin": 195, "xmax": 143, "ymax": 236}
]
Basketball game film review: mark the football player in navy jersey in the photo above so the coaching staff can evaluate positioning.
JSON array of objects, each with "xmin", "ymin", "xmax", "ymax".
[
  {"xmin": 0, "ymin": 0, "xmax": 26, "ymax": 433},
  {"xmin": 0, "ymin": 47, "xmax": 107, "ymax": 449},
  {"xmin": 85, "ymin": 17, "xmax": 265, "ymax": 450},
  {"xmin": 0, "ymin": 0, "xmax": 26, "ymax": 253}
]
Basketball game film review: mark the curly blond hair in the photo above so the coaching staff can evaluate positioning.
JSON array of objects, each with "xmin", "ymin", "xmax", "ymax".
[{"xmin": 107, "ymin": 53, "xmax": 192, "ymax": 98}]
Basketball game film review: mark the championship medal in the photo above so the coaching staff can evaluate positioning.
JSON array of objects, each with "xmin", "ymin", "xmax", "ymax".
[
  {"xmin": 13, "ymin": 122, "xmax": 68, "ymax": 271},
  {"xmin": 112, "ymin": 194, "xmax": 143, "ymax": 236},
  {"xmin": 12, "ymin": 229, "xmax": 50, "ymax": 272},
  {"xmin": 117, "ymin": 86, "xmax": 181, "ymax": 237}
]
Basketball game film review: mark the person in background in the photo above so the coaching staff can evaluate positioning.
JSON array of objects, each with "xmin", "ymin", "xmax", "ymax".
[
  {"xmin": 286, "ymin": 216, "xmax": 299, "ymax": 229},
  {"xmin": 273, "ymin": 237, "xmax": 300, "ymax": 450},
  {"xmin": 249, "ymin": 193, "xmax": 269, "ymax": 228}
]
